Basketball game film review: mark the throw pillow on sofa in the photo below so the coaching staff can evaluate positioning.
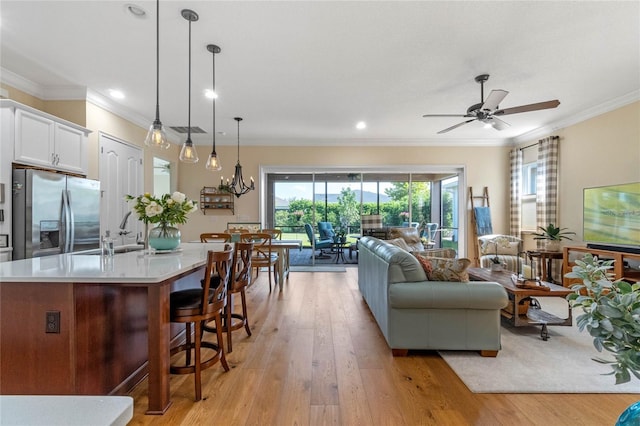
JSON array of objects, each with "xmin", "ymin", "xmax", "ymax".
[
  {"xmin": 387, "ymin": 237, "xmax": 412, "ymax": 252},
  {"xmin": 416, "ymin": 248, "xmax": 456, "ymax": 258},
  {"xmin": 413, "ymin": 253, "xmax": 471, "ymax": 282}
]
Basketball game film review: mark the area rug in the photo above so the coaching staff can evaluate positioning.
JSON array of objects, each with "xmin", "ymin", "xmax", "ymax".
[
  {"xmin": 290, "ymin": 266, "xmax": 347, "ymax": 272},
  {"xmin": 438, "ymin": 297, "xmax": 640, "ymax": 393}
]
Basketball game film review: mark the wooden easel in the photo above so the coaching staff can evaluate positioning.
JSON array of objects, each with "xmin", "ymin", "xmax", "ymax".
[{"xmin": 469, "ymin": 187, "xmax": 491, "ymax": 266}]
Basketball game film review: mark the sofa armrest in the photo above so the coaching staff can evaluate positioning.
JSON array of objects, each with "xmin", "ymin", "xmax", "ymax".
[{"xmin": 389, "ymin": 281, "xmax": 508, "ymax": 310}]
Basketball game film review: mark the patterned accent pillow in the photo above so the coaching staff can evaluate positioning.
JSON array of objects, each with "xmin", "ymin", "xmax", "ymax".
[
  {"xmin": 413, "ymin": 252, "xmax": 433, "ymax": 276},
  {"xmin": 413, "ymin": 253, "xmax": 471, "ymax": 282}
]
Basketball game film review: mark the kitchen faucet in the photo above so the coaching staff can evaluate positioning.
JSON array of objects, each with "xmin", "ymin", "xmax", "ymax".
[{"xmin": 118, "ymin": 211, "xmax": 132, "ymax": 236}]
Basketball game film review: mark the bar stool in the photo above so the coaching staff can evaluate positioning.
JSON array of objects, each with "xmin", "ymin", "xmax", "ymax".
[
  {"xmin": 169, "ymin": 246, "xmax": 233, "ymax": 401},
  {"xmin": 222, "ymin": 241, "xmax": 253, "ymax": 353}
]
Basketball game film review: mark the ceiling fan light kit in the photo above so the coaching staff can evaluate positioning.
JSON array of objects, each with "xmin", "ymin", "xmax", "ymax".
[{"xmin": 422, "ymin": 74, "xmax": 560, "ymax": 134}]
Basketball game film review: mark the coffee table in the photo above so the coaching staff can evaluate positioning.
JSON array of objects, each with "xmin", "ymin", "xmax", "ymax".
[{"xmin": 468, "ymin": 267, "xmax": 573, "ymax": 340}]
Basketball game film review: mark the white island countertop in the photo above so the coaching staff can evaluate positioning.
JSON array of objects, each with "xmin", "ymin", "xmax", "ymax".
[{"xmin": 0, "ymin": 242, "xmax": 227, "ymax": 283}]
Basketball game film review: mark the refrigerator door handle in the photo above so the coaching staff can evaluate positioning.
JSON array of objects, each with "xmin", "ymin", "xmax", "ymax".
[{"xmin": 65, "ymin": 189, "xmax": 75, "ymax": 253}]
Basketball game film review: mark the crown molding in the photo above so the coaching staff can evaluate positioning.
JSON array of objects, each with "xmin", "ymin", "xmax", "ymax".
[
  {"xmin": 511, "ymin": 90, "xmax": 640, "ymax": 145},
  {"xmin": 85, "ymin": 88, "xmax": 180, "ymax": 144},
  {"xmin": 3, "ymin": 67, "xmax": 638, "ymax": 148},
  {"xmin": 0, "ymin": 67, "xmax": 45, "ymax": 98}
]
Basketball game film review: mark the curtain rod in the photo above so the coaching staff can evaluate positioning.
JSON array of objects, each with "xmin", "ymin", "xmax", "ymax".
[
  {"xmin": 519, "ymin": 142, "xmax": 537, "ymax": 151},
  {"xmin": 519, "ymin": 135, "xmax": 559, "ymax": 151}
]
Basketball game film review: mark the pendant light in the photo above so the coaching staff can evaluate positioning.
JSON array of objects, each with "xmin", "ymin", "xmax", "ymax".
[
  {"xmin": 205, "ymin": 44, "xmax": 222, "ymax": 171},
  {"xmin": 144, "ymin": 0, "xmax": 170, "ymax": 149},
  {"xmin": 178, "ymin": 9, "xmax": 199, "ymax": 163},
  {"xmin": 228, "ymin": 117, "xmax": 254, "ymax": 198}
]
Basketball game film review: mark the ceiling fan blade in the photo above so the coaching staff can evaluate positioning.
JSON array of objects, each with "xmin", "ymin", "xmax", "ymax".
[
  {"xmin": 489, "ymin": 116, "xmax": 510, "ymax": 131},
  {"xmin": 482, "ymin": 89, "xmax": 509, "ymax": 111},
  {"xmin": 423, "ymin": 114, "xmax": 468, "ymax": 118},
  {"xmin": 437, "ymin": 119, "xmax": 476, "ymax": 134},
  {"xmin": 494, "ymin": 99, "xmax": 560, "ymax": 116}
]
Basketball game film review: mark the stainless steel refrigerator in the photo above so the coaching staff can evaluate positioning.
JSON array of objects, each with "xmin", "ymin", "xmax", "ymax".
[{"xmin": 12, "ymin": 169, "xmax": 101, "ymax": 259}]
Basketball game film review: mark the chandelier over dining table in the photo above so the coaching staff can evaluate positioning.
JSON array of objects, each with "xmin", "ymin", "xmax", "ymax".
[{"xmin": 223, "ymin": 117, "xmax": 254, "ymax": 198}]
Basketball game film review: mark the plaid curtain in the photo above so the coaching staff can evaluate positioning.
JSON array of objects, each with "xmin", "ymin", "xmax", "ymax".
[
  {"xmin": 509, "ymin": 148, "xmax": 522, "ymax": 236},
  {"xmin": 536, "ymin": 136, "xmax": 560, "ymax": 247}
]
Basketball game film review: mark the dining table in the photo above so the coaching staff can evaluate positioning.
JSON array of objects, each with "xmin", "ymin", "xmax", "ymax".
[{"xmin": 268, "ymin": 239, "xmax": 302, "ymax": 290}]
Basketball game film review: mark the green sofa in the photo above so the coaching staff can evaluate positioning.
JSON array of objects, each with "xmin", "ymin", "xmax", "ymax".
[{"xmin": 357, "ymin": 236, "xmax": 508, "ymax": 357}]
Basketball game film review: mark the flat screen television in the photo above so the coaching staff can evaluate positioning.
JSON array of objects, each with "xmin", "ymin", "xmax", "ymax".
[{"xmin": 583, "ymin": 182, "xmax": 640, "ymax": 253}]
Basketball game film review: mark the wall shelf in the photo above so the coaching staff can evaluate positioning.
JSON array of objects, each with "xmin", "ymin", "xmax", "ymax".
[{"xmin": 200, "ymin": 187, "xmax": 234, "ymax": 215}]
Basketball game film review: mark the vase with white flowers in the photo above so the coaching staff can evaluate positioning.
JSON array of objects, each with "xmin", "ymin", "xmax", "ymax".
[{"xmin": 125, "ymin": 192, "xmax": 198, "ymax": 250}]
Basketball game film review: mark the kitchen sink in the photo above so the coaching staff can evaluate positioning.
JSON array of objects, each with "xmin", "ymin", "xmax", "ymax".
[{"xmin": 73, "ymin": 245, "xmax": 145, "ymax": 255}]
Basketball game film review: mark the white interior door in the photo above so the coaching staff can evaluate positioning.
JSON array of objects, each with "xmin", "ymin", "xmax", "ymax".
[{"xmin": 99, "ymin": 133, "xmax": 143, "ymax": 246}]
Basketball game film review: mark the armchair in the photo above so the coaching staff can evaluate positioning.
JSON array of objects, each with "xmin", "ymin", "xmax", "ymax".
[
  {"xmin": 477, "ymin": 234, "xmax": 523, "ymax": 272},
  {"xmin": 317, "ymin": 222, "xmax": 336, "ymax": 240},
  {"xmin": 305, "ymin": 223, "xmax": 333, "ymax": 258}
]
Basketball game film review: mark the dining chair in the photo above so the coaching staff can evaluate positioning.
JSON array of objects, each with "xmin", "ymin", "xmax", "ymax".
[
  {"xmin": 240, "ymin": 232, "xmax": 278, "ymax": 292},
  {"xmin": 260, "ymin": 228, "xmax": 282, "ymax": 240},
  {"xmin": 225, "ymin": 227, "xmax": 250, "ymax": 234},
  {"xmin": 168, "ymin": 246, "xmax": 233, "ymax": 401},
  {"xmin": 200, "ymin": 232, "xmax": 232, "ymax": 242},
  {"xmin": 223, "ymin": 241, "xmax": 253, "ymax": 352}
]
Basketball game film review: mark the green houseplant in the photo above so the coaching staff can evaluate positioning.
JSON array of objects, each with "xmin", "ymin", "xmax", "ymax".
[
  {"xmin": 565, "ymin": 254, "xmax": 640, "ymax": 424},
  {"xmin": 533, "ymin": 223, "xmax": 575, "ymax": 251},
  {"xmin": 565, "ymin": 253, "xmax": 640, "ymax": 383}
]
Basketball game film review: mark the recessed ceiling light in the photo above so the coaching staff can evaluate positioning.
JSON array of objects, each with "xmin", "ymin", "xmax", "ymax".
[
  {"xmin": 109, "ymin": 89, "xmax": 125, "ymax": 99},
  {"xmin": 204, "ymin": 89, "xmax": 218, "ymax": 99},
  {"xmin": 356, "ymin": 121, "xmax": 367, "ymax": 130},
  {"xmin": 125, "ymin": 3, "xmax": 147, "ymax": 18}
]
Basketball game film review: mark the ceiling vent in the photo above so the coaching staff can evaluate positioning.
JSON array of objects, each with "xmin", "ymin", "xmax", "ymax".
[{"xmin": 169, "ymin": 126, "xmax": 206, "ymax": 134}]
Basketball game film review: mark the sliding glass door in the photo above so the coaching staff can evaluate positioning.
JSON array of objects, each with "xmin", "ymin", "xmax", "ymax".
[{"xmin": 263, "ymin": 166, "xmax": 465, "ymax": 266}]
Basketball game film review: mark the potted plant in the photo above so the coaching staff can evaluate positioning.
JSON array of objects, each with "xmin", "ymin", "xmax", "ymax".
[
  {"xmin": 533, "ymin": 223, "xmax": 575, "ymax": 251},
  {"xmin": 565, "ymin": 254, "xmax": 640, "ymax": 424}
]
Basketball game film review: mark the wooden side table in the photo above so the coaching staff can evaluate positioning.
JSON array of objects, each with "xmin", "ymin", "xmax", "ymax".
[{"xmin": 527, "ymin": 250, "xmax": 564, "ymax": 284}]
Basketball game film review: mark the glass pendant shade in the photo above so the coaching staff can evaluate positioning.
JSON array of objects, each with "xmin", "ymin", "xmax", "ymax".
[
  {"xmin": 205, "ymin": 152, "xmax": 221, "ymax": 171},
  {"xmin": 206, "ymin": 44, "xmax": 222, "ymax": 172},
  {"xmin": 144, "ymin": 120, "xmax": 169, "ymax": 149},
  {"xmin": 179, "ymin": 139, "xmax": 198, "ymax": 163},
  {"xmin": 179, "ymin": 9, "xmax": 199, "ymax": 164},
  {"xmin": 145, "ymin": 0, "xmax": 170, "ymax": 150}
]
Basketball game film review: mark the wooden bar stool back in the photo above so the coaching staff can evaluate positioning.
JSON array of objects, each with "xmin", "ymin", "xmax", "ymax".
[
  {"xmin": 200, "ymin": 232, "xmax": 232, "ymax": 243},
  {"xmin": 224, "ymin": 241, "xmax": 253, "ymax": 352},
  {"xmin": 169, "ymin": 246, "xmax": 233, "ymax": 401}
]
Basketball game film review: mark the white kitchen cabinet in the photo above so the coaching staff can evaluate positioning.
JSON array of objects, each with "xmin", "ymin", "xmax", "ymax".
[{"xmin": 3, "ymin": 100, "xmax": 89, "ymax": 175}]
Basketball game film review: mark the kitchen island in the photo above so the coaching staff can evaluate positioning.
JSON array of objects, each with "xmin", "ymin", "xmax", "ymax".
[{"xmin": 0, "ymin": 242, "xmax": 227, "ymax": 415}]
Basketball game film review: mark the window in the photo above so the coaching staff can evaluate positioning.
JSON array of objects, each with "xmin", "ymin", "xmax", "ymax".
[
  {"xmin": 521, "ymin": 161, "xmax": 537, "ymax": 231},
  {"xmin": 522, "ymin": 162, "xmax": 537, "ymax": 196}
]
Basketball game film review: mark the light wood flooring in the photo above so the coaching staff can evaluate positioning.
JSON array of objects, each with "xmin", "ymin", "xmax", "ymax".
[{"xmin": 128, "ymin": 267, "xmax": 637, "ymax": 425}]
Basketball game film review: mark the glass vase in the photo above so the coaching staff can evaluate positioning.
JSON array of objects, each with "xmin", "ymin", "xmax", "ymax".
[
  {"xmin": 148, "ymin": 223, "xmax": 181, "ymax": 251},
  {"xmin": 616, "ymin": 400, "xmax": 640, "ymax": 426}
]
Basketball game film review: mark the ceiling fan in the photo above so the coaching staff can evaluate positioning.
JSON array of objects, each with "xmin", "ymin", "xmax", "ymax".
[{"xmin": 422, "ymin": 74, "xmax": 560, "ymax": 134}]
